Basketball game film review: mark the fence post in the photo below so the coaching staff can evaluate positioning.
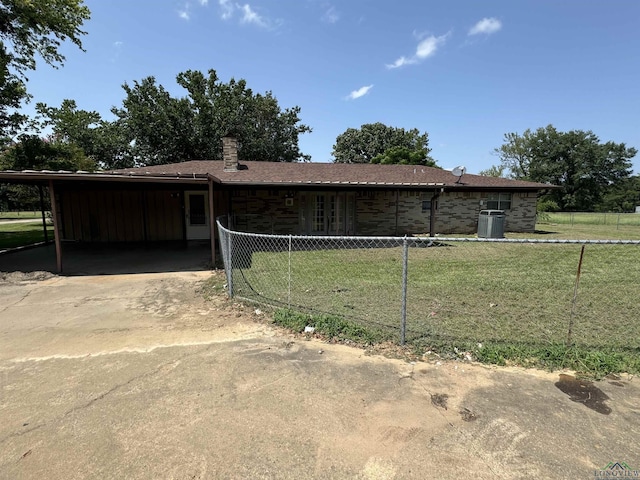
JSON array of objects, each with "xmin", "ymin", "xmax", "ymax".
[
  {"xmin": 288, "ymin": 234, "xmax": 292, "ymax": 307},
  {"xmin": 567, "ymin": 245, "xmax": 586, "ymax": 346},
  {"xmin": 227, "ymin": 231, "xmax": 234, "ymax": 298},
  {"xmin": 400, "ymin": 236, "xmax": 409, "ymax": 345}
]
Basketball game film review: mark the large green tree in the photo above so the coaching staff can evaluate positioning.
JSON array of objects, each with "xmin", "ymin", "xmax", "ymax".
[
  {"xmin": 0, "ymin": 0, "xmax": 90, "ymax": 136},
  {"xmin": 478, "ymin": 164, "xmax": 506, "ymax": 178},
  {"xmin": 597, "ymin": 175, "xmax": 640, "ymax": 212},
  {"xmin": 112, "ymin": 69, "xmax": 312, "ymax": 166},
  {"xmin": 495, "ymin": 125, "xmax": 637, "ymax": 211},
  {"xmin": 0, "ymin": 133, "xmax": 95, "ymax": 210},
  {"xmin": 332, "ymin": 122, "xmax": 435, "ymax": 166},
  {"xmin": 0, "ymin": 133, "xmax": 95, "ymax": 171},
  {"xmin": 35, "ymin": 99, "xmax": 133, "ymax": 169}
]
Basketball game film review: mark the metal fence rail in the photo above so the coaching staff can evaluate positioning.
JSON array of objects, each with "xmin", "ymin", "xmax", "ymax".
[{"xmin": 217, "ymin": 217, "xmax": 640, "ymax": 349}]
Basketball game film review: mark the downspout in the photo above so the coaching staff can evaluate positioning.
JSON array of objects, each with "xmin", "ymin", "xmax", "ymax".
[{"xmin": 429, "ymin": 189, "xmax": 441, "ymax": 236}]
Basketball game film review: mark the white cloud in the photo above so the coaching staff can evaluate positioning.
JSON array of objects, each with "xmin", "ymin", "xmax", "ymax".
[
  {"xmin": 322, "ymin": 5, "xmax": 339, "ymax": 24},
  {"xmin": 346, "ymin": 84, "xmax": 373, "ymax": 100},
  {"xmin": 218, "ymin": 1, "xmax": 275, "ymax": 28},
  {"xmin": 386, "ymin": 33, "xmax": 449, "ymax": 69},
  {"xmin": 386, "ymin": 56, "xmax": 414, "ymax": 69},
  {"xmin": 239, "ymin": 4, "xmax": 267, "ymax": 27},
  {"xmin": 469, "ymin": 17, "xmax": 502, "ymax": 36},
  {"xmin": 179, "ymin": 0, "xmax": 210, "ymax": 21},
  {"xmin": 110, "ymin": 41, "xmax": 124, "ymax": 63},
  {"xmin": 219, "ymin": 0, "xmax": 233, "ymax": 19},
  {"xmin": 416, "ymin": 35, "xmax": 445, "ymax": 59}
]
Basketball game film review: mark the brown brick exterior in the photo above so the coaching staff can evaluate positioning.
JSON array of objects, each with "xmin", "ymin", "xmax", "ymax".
[{"xmin": 229, "ymin": 188, "xmax": 538, "ymax": 235}]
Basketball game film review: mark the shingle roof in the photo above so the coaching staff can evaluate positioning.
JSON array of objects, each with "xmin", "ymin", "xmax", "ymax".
[{"xmin": 113, "ymin": 160, "xmax": 550, "ymax": 190}]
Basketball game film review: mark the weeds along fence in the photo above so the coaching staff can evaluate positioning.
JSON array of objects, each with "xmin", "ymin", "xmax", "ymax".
[{"xmin": 217, "ymin": 218, "xmax": 640, "ymax": 350}]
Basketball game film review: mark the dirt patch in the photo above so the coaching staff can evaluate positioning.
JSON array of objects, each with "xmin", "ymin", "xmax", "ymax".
[{"xmin": 0, "ymin": 270, "xmax": 55, "ymax": 284}]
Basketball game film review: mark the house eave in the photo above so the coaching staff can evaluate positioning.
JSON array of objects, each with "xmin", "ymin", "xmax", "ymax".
[{"xmin": 0, "ymin": 171, "xmax": 213, "ymax": 185}]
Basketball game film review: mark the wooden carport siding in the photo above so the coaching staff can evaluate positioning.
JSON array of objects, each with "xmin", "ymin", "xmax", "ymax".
[{"xmin": 56, "ymin": 183, "xmax": 187, "ymax": 243}]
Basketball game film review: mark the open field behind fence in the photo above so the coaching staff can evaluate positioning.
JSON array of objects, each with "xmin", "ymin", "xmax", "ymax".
[
  {"xmin": 218, "ymin": 220, "xmax": 640, "ymax": 356},
  {"xmin": 544, "ymin": 211, "xmax": 640, "ymax": 227},
  {"xmin": 0, "ymin": 211, "xmax": 45, "ymax": 219}
]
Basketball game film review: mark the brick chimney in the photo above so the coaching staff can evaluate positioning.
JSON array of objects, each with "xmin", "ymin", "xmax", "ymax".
[{"xmin": 222, "ymin": 136, "xmax": 238, "ymax": 172}]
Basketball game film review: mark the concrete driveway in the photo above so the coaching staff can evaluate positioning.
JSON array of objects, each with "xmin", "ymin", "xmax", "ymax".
[{"xmin": 0, "ymin": 271, "xmax": 638, "ymax": 479}]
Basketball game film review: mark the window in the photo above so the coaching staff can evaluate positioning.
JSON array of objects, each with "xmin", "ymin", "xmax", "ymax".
[
  {"xmin": 486, "ymin": 193, "xmax": 512, "ymax": 210},
  {"xmin": 421, "ymin": 200, "xmax": 431, "ymax": 213}
]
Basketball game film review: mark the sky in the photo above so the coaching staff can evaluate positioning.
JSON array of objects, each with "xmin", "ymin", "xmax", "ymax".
[{"xmin": 22, "ymin": 0, "xmax": 640, "ymax": 173}]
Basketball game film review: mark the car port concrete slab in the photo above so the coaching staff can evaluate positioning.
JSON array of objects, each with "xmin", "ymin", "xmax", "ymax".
[{"xmin": 0, "ymin": 271, "xmax": 638, "ymax": 479}]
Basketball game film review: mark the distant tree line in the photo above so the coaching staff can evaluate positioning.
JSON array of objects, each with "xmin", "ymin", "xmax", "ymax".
[{"xmin": 480, "ymin": 125, "xmax": 638, "ymax": 212}]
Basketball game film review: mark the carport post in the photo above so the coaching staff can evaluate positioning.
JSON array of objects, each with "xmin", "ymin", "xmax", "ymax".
[
  {"xmin": 48, "ymin": 180, "xmax": 63, "ymax": 272},
  {"xmin": 208, "ymin": 177, "xmax": 216, "ymax": 267}
]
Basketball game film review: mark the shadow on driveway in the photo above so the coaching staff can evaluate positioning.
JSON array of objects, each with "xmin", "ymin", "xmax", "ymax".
[{"xmin": 0, "ymin": 242, "xmax": 213, "ymax": 275}]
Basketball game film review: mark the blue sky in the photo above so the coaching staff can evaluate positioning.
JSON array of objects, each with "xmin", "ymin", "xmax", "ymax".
[{"xmin": 24, "ymin": 0, "xmax": 640, "ymax": 173}]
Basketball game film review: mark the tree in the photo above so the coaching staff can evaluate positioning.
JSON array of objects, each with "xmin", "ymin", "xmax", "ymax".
[
  {"xmin": 35, "ymin": 100, "xmax": 133, "ymax": 169},
  {"xmin": 111, "ymin": 69, "xmax": 312, "ymax": 166},
  {"xmin": 597, "ymin": 175, "xmax": 640, "ymax": 212},
  {"xmin": 494, "ymin": 125, "xmax": 637, "ymax": 211},
  {"xmin": 332, "ymin": 122, "xmax": 435, "ymax": 165},
  {"xmin": 0, "ymin": 134, "xmax": 95, "ymax": 172},
  {"xmin": 493, "ymin": 131, "xmax": 534, "ymax": 179},
  {"xmin": 370, "ymin": 146, "xmax": 437, "ymax": 167},
  {"xmin": 478, "ymin": 165, "xmax": 506, "ymax": 177},
  {"xmin": 0, "ymin": 133, "xmax": 95, "ymax": 210},
  {"xmin": 0, "ymin": 0, "xmax": 91, "ymax": 136}
]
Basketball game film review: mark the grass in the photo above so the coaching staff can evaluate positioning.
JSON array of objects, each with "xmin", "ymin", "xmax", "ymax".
[
  {"xmin": 544, "ymin": 212, "xmax": 640, "ymax": 227},
  {"xmin": 0, "ymin": 221, "xmax": 53, "ymax": 250},
  {"xmin": 0, "ymin": 211, "xmax": 45, "ymax": 220},
  {"xmin": 273, "ymin": 309, "xmax": 387, "ymax": 345},
  {"xmin": 226, "ymin": 221, "xmax": 640, "ymax": 377}
]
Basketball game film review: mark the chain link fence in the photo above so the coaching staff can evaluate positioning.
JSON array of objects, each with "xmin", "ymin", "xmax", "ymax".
[{"xmin": 217, "ymin": 216, "xmax": 640, "ymax": 350}]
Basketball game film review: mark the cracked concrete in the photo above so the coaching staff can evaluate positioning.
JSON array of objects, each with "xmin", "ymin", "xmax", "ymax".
[{"xmin": 0, "ymin": 270, "xmax": 639, "ymax": 479}]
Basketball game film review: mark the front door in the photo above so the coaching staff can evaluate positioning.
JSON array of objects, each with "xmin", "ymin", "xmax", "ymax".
[{"xmin": 185, "ymin": 191, "xmax": 209, "ymax": 240}]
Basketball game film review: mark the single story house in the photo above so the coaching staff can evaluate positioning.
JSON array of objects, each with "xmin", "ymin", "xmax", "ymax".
[{"xmin": 0, "ymin": 137, "xmax": 552, "ymax": 271}]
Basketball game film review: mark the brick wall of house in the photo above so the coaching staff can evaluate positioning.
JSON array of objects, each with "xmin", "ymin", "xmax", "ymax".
[
  {"xmin": 230, "ymin": 189, "xmax": 300, "ymax": 234},
  {"xmin": 433, "ymin": 191, "xmax": 538, "ymax": 234},
  {"xmin": 356, "ymin": 190, "xmax": 538, "ymax": 235},
  {"xmin": 434, "ymin": 191, "xmax": 483, "ymax": 233},
  {"xmin": 354, "ymin": 191, "xmax": 399, "ymax": 235},
  {"xmin": 502, "ymin": 192, "xmax": 538, "ymax": 232},
  {"xmin": 229, "ymin": 188, "xmax": 538, "ymax": 235}
]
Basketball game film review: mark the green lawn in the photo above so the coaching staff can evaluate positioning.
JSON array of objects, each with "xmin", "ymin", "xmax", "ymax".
[
  {"xmin": 0, "ymin": 221, "xmax": 53, "ymax": 250},
  {"xmin": 0, "ymin": 211, "xmax": 46, "ymax": 220},
  {"xmin": 225, "ymin": 222, "xmax": 640, "ymax": 376},
  {"xmin": 544, "ymin": 211, "xmax": 640, "ymax": 227}
]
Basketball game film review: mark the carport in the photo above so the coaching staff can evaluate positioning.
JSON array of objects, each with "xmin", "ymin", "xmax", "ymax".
[{"xmin": 0, "ymin": 171, "xmax": 227, "ymax": 273}]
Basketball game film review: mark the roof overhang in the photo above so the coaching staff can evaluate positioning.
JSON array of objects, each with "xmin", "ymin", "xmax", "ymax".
[
  {"xmin": 0, "ymin": 171, "xmax": 216, "ymax": 185},
  {"xmin": 0, "ymin": 170, "xmax": 555, "ymax": 191}
]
